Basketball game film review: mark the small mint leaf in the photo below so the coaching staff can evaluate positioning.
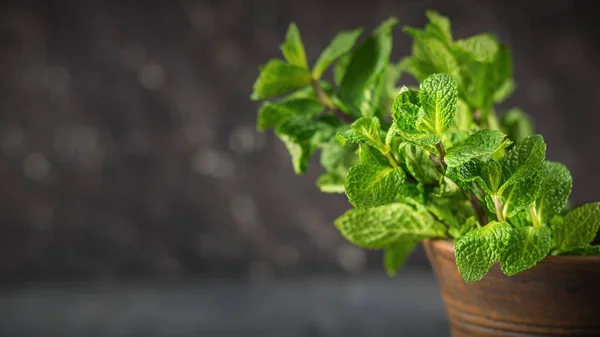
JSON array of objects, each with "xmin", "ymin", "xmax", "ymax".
[
  {"xmin": 401, "ymin": 144, "xmax": 440, "ymax": 186},
  {"xmin": 454, "ymin": 33, "xmax": 499, "ymax": 63},
  {"xmin": 500, "ymin": 226, "xmax": 551, "ymax": 276},
  {"xmin": 534, "ymin": 162, "xmax": 572, "ymax": 225},
  {"xmin": 481, "ymin": 159, "xmax": 502, "ymax": 194},
  {"xmin": 446, "ymin": 159, "xmax": 486, "ymax": 196},
  {"xmin": 257, "ymin": 97, "xmax": 324, "ymax": 131},
  {"xmin": 445, "ymin": 130, "xmax": 512, "ymax": 167},
  {"xmin": 384, "ymin": 239, "xmax": 417, "ymax": 276},
  {"xmin": 313, "ymin": 28, "xmax": 363, "ymax": 79},
  {"xmin": 454, "ymin": 221, "xmax": 513, "ymax": 283},
  {"xmin": 500, "ymin": 168, "xmax": 542, "ymax": 218},
  {"xmin": 280, "ymin": 23, "xmax": 308, "ymax": 68},
  {"xmin": 403, "ymin": 29, "xmax": 461, "ymax": 85},
  {"xmin": 334, "ymin": 203, "xmax": 447, "ymax": 249},
  {"xmin": 345, "ymin": 164, "xmax": 406, "ymax": 209},
  {"xmin": 337, "ymin": 117, "xmax": 386, "ymax": 153},
  {"xmin": 276, "ymin": 117, "xmax": 330, "ymax": 174},
  {"xmin": 499, "ymin": 135, "xmax": 546, "ymax": 193},
  {"xmin": 418, "ymin": 73, "xmax": 458, "ymax": 135},
  {"xmin": 553, "ymin": 202, "xmax": 600, "ymax": 251},
  {"xmin": 251, "ymin": 59, "xmax": 311, "ymax": 100}
]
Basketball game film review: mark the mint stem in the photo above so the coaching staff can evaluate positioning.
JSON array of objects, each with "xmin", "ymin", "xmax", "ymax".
[
  {"xmin": 529, "ymin": 205, "xmax": 540, "ymax": 227},
  {"xmin": 470, "ymin": 194, "xmax": 488, "ymax": 226},
  {"xmin": 493, "ymin": 196, "xmax": 505, "ymax": 222},
  {"xmin": 310, "ymin": 78, "xmax": 354, "ymax": 124}
]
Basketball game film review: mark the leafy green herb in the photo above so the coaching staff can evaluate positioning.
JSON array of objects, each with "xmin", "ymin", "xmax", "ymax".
[{"xmin": 252, "ymin": 13, "xmax": 600, "ymax": 283}]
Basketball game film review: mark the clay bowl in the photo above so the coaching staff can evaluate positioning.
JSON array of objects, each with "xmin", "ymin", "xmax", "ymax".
[{"xmin": 424, "ymin": 239, "xmax": 600, "ymax": 336}]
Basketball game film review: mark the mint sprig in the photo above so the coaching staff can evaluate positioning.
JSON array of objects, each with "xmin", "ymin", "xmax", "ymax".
[{"xmin": 251, "ymin": 12, "xmax": 600, "ymax": 282}]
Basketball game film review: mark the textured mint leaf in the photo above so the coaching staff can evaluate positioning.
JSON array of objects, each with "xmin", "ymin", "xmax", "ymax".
[
  {"xmin": 345, "ymin": 164, "xmax": 406, "ymax": 209},
  {"xmin": 358, "ymin": 144, "xmax": 388, "ymax": 166},
  {"xmin": 424, "ymin": 10, "xmax": 452, "ymax": 45},
  {"xmin": 275, "ymin": 117, "xmax": 330, "ymax": 174},
  {"xmin": 454, "ymin": 221, "xmax": 513, "ymax": 283},
  {"xmin": 251, "ymin": 59, "xmax": 311, "ymax": 100},
  {"xmin": 454, "ymin": 34, "xmax": 499, "ymax": 63},
  {"xmin": 481, "ymin": 159, "xmax": 502, "ymax": 194},
  {"xmin": 401, "ymin": 144, "xmax": 440, "ymax": 185},
  {"xmin": 280, "ymin": 23, "xmax": 308, "ymax": 68},
  {"xmin": 339, "ymin": 18, "xmax": 398, "ymax": 117},
  {"xmin": 557, "ymin": 245, "xmax": 600, "ymax": 256},
  {"xmin": 499, "ymin": 135, "xmax": 546, "ymax": 193},
  {"xmin": 337, "ymin": 117, "xmax": 386, "ymax": 153},
  {"xmin": 499, "ymin": 168, "xmax": 542, "ymax": 218},
  {"xmin": 446, "ymin": 159, "xmax": 486, "ymax": 196},
  {"xmin": 257, "ymin": 97, "xmax": 324, "ymax": 131},
  {"xmin": 553, "ymin": 202, "xmax": 600, "ymax": 251},
  {"xmin": 313, "ymin": 28, "xmax": 363, "ymax": 79},
  {"xmin": 534, "ymin": 162, "xmax": 572, "ymax": 224},
  {"xmin": 316, "ymin": 171, "xmax": 346, "ymax": 193},
  {"xmin": 319, "ymin": 136, "xmax": 356, "ymax": 170},
  {"xmin": 418, "ymin": 73, "xmax": 458, "ymax": 135},
  {"xmin": 384, "ymin": 239, "xmax": 417, "ymax": 276},
  {"xmin": 445, "ymin": 130, "xmax": 512, "ymax": 167},
  {"xmin": 334, "ymin": 203, "xmax": 447, "ymax": 249},
  {"xmin": 500, "ymin": 226, "xmax": 551, "ymax": 276},
  {"xmin": 403, "ymin": 29, "xmax": 461, "ymax": 85},
  {"xmin": 501, "ymin": 108, "xmax": 534, "ymax": 143}
]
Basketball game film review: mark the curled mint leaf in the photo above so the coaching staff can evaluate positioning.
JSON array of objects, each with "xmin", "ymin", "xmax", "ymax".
[
  {"xmin": 337, "ymin": 117, "xmax": 386, "ymax": 154},
  {"xmin": 384, "ymin": 239, "xmax": 417, "ymax": 276}
]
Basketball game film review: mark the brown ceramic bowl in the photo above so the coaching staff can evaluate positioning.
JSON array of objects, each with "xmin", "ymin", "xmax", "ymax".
[{"xmin": 423, "ymin": 239, "xmax": 600, "ymax": 337}]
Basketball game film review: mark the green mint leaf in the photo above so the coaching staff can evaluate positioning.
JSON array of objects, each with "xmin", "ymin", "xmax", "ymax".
[
  {"xmin": 316, "ymin": 171, "xmax": 346, "ymax": 193},
  {"xmin": 481, "ymin": 159, "xmax": 502, "ymax": 194},
  {"xmin": 401, "ymin": 144, "xmax": 440, "ymax": 185},
  {"xmin": 251, "ymin": 59, "xmax": 311, "ymax": 100},
  {"xmin": 337, "ymin": 117, "xmax": 386, "ymax": 153},
  {"xmin": 557, "ymin": 245, "xmax": 600, "ymax": 256},
  {"xmin": 381, "ymin": 62, "xmax": 404, "ymax": 107},
  {"xmin": 345, "ymin": 164, "xmax": 406, "ymax": 209},
  {"xmin": 385, "ymin": 123, "xmax": 400, "ymax": 147},
  {"xmin": 446, "ymin": 159, "xmax": 486, "ymax": 196},
  {"xmin": 534, "ymin": 162, "xmax": 572, "ymax": 225},
  {"xmin": 403, "ymin": 29, "xmax": 461, "ymax": 85},
  {"xmin": 454, "ymin": 221, "xmax": 513, "ymax": 283},
  {"xmin": 500, "ymin": 168, "xmax": 542, "ymax": 218},
  {"xmin": 448, "ymin": 216, "xmax": 479, "ymax": 240},
  {"xmin": 501, "ymin": 108, "xmax": 534, "ymax": 143},
  {"xmin": 320, "ymin": 136, "xmax": 356, "ymax": 171},
  {"xmin": 500, "ymin": 226, "xmax": 551, "ymax": 276},
  {"xmin": 499, "ymin": 135, "xmax": 546, "ymax": 193},
  {"xmin": 453, "ymin": 98, "xmax": 473, "ymax": 130},
  {"xmin": 334, "ymin": 203, "xmax": 447, "ymax": 249},
  {"xmin": 257, "ymin": 97, "xmax": 324, "ymax": 131},
  {"xmin": 333, "ymin": 53, "xmax": 352, "ymax": 86},
  {"xmin": 280, "ymin": 23, "xmax": 308, "ymax": 68},
  {"xmin": 313, "ymin": 28, "xmax": 363, "ymax": 79},
  {"xmin": 424, "ymin": 10, "xmax": 452, "ymax": 45},
  {"xmin": 384, "ymin": 239, "xmax": 417, "ymax": 276},
  {"xmin": 553, "ymin": 202, "xmax": 600, "ymax": 251},
  {"xmin": 454, "ymin": 34, "xmax": 499, "ymax": 63},
  {"xmin": 276, "ymin": 117, "xmax": 330, "ymax": 174},
  {"xmin": 445, "ymin": 129, "xmax": 512, "ymax": 167},
  {"xmin": 339, "ymin": 18, "xmax": 398, "ymax": 117},
  {"xmin": 358, "ymin": 144, "xmax": 388, "ymax": 166},
  {"xmin": 418, "ymin": 73, "xmax": 458, "ymax": 135}
]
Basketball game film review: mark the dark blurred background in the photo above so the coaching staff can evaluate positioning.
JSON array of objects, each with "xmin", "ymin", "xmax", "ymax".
[{"xmin": 1, "ymin": 0, "xmax": 599, "ymax": 336}]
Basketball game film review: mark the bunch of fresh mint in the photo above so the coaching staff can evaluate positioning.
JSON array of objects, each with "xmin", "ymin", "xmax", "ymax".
[{"xmin": 251, "ymin": 12, "xmax": 600, "ymax": 282}]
